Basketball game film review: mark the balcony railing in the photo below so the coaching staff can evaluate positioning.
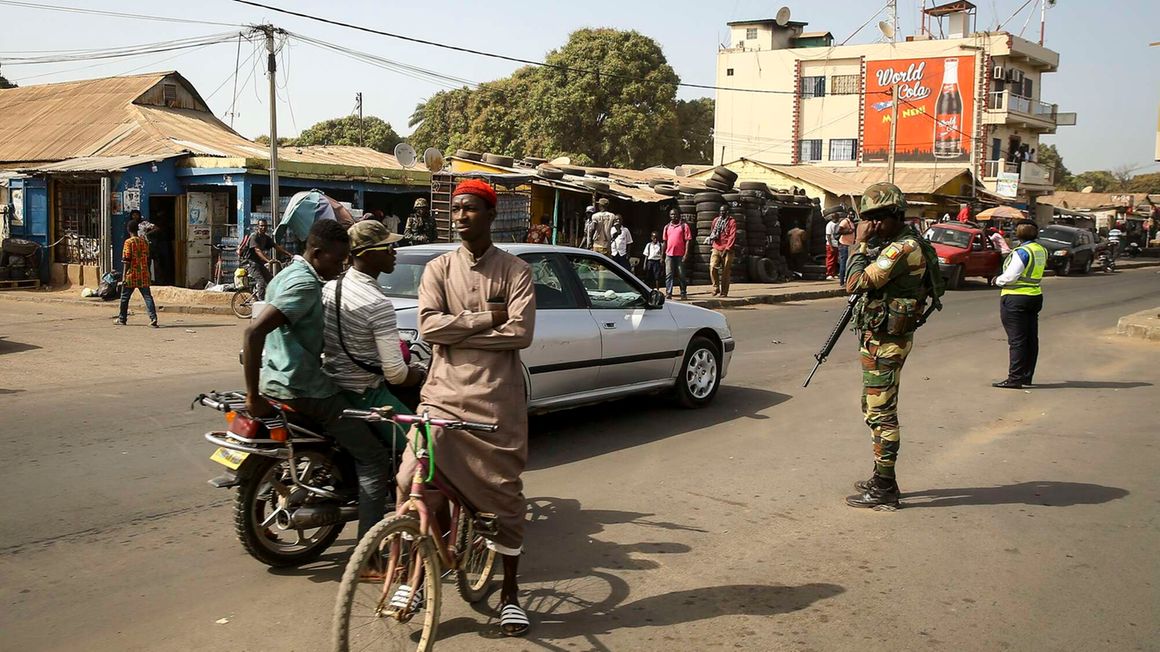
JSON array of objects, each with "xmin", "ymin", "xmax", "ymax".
[
  {"xmin": 987, "ymin": 90, "xmax": 1058, "ymax": 122},
  {"xmin": 983, "ymin": 160, "xmax": 1054, "ymax": 186}
]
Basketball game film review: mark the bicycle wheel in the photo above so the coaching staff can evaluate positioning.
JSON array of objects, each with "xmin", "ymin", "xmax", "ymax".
[
  {"xmin": 231, "ymin": 289, "xmax": 253, "ymax": 319},
  {"xmin": 454, "ymin": 508, "xmax": 498, "ymax": 604},
  {"xmin": 333, "ymin": 513, "xmax": 441, "ymax": 652}
]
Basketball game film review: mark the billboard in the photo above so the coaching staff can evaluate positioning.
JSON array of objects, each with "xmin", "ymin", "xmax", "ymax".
[{"xmin": 862, "ymin": 56, "xmax": 975, "ymax": 164}]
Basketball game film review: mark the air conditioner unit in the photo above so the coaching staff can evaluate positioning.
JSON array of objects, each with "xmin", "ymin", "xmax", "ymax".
[
  {"xmin": 992, "ymin": 65, "xmax": 1005, "ymax": 80},
  {"xmin": 1011, "ymin": 69, "xmax": 1025, "ymax": 84}
]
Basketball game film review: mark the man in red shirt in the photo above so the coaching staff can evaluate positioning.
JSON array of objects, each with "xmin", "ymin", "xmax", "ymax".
[
  {"xmin": 116, "ymin": 218, "xmax": 158, "ymax": 327},
  {"xmin": 661, "ymin": 208, "xmax": 692, "ymax": 300},
  {"xmin": 708, "ymin": 205, "xmax": 737, "ymax": 297}
]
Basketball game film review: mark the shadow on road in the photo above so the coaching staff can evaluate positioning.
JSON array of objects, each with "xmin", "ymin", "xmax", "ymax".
[
  {"xmin": 0, "ymin": 336, "xmax": 41, "ymax": 355},
  {"xmin": 437, "ymin": 496, "xmax": 843, "ymax": 649},
  {"xmin": 903, "ymin": 481, "xmax": 1130, "ymax": 508},
  {"xmin": 1028, "ymin": 380, "xmax": 1153, "ymax": 390},
  {"xmin": 528, "ymin": 385, "xmax": 791, "ymax": 471}
]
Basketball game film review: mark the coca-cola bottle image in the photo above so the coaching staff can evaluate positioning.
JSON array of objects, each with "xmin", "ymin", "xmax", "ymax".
[{"xmin": 933, "ymin": 58, "xmax": 963, "ymax": 159}]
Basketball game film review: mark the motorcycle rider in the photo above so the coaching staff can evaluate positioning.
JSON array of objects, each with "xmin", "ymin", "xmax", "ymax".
[
  {"xmin": 321, "ymin": 220, "xmax": 427, "ymax": 446},
  {"xmin": 242, "ymin": 218, "xmax": 395, "ymax": 542}
]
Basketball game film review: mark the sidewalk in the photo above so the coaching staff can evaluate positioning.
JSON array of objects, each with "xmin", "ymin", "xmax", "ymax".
[
  {"xmin": 1116, "ymin": 307, "xmax": 1160, "ymax": 341},
  {"xmin": 1, "ymin": 257, "xmax": 1157, "ymax": 315}
]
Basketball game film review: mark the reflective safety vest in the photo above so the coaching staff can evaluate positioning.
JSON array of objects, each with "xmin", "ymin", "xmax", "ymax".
[{"xmin": 1001, "ymin": 242, "xmax": 1047, "ymax": 296}]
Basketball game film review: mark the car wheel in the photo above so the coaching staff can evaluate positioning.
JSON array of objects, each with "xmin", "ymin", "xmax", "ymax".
[
  {"xmin": 1059, "ymin": 257, "xmax": 1072, "ymax": 276},
  {"xmin": 675, "ymin": 336, "xmax": 721, "ymax": 409},
  {"xmin": 1082, "ymin": 256, "xmax": 1093, "ymax": 274},
  {"xmin": 946, "ymin": 264, "xmax": 963, "ymax": 290}
]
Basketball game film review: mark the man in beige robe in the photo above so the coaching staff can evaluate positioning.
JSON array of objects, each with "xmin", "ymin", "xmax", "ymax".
[{"xmin": 397, "ymin": 178, "xmax": 535, "ymax": 636}]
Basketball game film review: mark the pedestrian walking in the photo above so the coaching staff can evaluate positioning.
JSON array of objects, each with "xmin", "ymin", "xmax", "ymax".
[
  {"xmin": 992, "ymin": 220, "xmax": 1047, "ymax": 389},
  {"xmin": 837, "ymin": 208, "xmax": 855, "ymax": 284},
  {"xmin": 579, "ymin": 206, "xmax": 595, "ymax": 249},
  {"xmin": 707, "ymin": 205, "xmax": 737, "ymax": 297},
  {"xmin": 115, "ymin": 218, "xmax": 159, "ymax": 327},
  {"xmin": 661, "ymin": 208, "xmax": 692, "ymax": 300},
  {"xmin": 642, "ymin": 232, "xmax": 664, "ymax": 289},
  {"xmin": 399, "ymin": 178, "xmax": 536, "ymax": 636},
  {"xmin": 824, "ymin": 211, "xmax": 841, "ymax": 280},
  {"xmin": 844, "ymin": 183, "xmax": 940, "ymax": 509},
  {"xmin": 610, "ymin": 216, "xmax": 633, "ymax": 269},
  {"xmin": 587, "ymin": 198, "xmax": 616, "ymax": 255}
]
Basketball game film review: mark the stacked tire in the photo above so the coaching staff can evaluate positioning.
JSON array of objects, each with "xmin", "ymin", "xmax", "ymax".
[{"xmin": 690, "ymin": 190, "xmax": 722, "ymax": 286}]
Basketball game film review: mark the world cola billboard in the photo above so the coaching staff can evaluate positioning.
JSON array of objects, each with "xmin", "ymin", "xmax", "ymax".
[{"xmin": 862, "ymin": 56, "xmax": 975, "ymax": 163}]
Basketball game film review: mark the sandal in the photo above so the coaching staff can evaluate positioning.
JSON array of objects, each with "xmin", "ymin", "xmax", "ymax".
[{"xmin": 499, "ymin": 602, "xmax": 530, "ymax": 637}]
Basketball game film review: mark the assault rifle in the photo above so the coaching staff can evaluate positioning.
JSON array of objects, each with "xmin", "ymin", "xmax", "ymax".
[{"xmin": 802, "ymin": 293, "xmax": 858, "ymax": 388}]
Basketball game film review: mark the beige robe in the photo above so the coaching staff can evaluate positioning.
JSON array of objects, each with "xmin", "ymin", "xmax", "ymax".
[{"xmin": 397, "ymin": 245, "xmax": 535, "ymax": 549}]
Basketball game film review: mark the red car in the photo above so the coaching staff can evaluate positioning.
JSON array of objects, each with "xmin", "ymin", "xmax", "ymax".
[{"xmin": 926, "ymin": 223, "xmax": 1004, "ymax": 289}]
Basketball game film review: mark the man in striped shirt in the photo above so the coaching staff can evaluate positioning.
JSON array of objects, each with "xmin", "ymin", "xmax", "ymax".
[{"xmin": 322, "ymin": 220, "xmax": 426, "ymax": 450}]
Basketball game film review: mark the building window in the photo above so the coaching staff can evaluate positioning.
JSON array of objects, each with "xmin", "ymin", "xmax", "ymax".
[
  {"xmin": 53, "ymin": 180, "xmax": 101, "ymax": 264},
  {"xmin": 831, "ymin": 74, "xmax": 860, "ymax": 96},
  {"xmin": 799, "ymin": 139, "xmax": 823, "ymax": 162},
  {"xmin": 726, "ymin": 68, "xmax": 734, "ymax": 77},
  {"xmin": 1022, "ymin": 78, "xmax": 1033, "ymax": 99},
  {"xmin": 829, "ymin": 139, "xmax": 857, "ymax": 161},
  {"xmin": 746, "ymin": 28, "xmax": 758, "ymax": 40},
  {"xmin": 162, "ymin": 83, "xmax": 177, "ymax": 104},
  {"xmin": 801, "ymin": 76, "xmax": 825, "ymax": 99}
]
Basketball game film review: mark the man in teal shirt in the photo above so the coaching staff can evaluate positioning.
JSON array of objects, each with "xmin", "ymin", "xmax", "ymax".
[{"xmin": 242, "ymin": 219, "xmax": 394, "ymax": 541}]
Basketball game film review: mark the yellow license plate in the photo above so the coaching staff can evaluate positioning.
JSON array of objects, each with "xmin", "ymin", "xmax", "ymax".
[{"xmin": 210, "ymin": 447, "xmax": 249, "ymax": 470}]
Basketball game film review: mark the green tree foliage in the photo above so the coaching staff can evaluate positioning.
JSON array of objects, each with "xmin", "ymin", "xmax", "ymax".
[
  {"xmin": 1036, "ymin": 143, "xmax": 1069, "ymax": 187},
  {"xmin": 409, "ymin": 29, "xmax": 712, "ymax": 168},
  {"xmin": 254, "ymin": 135, "xmax": 297, "ymax": 147},
  {"xmin": 294, "ymin": 115, "xmax": 402, "ymax": 153},
  {"xmin": 1126, "ymin": 172, "xmax": 1160, "ymax": 194},
  {"xmin": 0, "ymin": 74, "xmax": 16, "ymax": 89},
  {"xmin": 1060, "ymin": 170, "xmax": 1118, "ymax": 193}
]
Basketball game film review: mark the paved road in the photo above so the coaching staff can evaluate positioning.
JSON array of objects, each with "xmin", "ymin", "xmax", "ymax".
[{"xmin": 1, "ymin": 269, "xmax": 1158, "ymax": 651}]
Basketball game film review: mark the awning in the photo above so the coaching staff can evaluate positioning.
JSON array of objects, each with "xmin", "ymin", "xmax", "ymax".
[{"xmin": 11, "ymin": 154, "xmax": 174, "ymax": 174}]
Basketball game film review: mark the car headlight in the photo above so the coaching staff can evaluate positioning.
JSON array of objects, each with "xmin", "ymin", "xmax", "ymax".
[
  {"xmin": 937, "ymin": 256, "xmax": 947, "ymax": 264},
  {"xmin": 1053, "ymin": 250, "xmax": 1069, "ymax": 257},
  {"xmin": 398, "ymin": 328, "xmax": 419, "ymax": 342}
]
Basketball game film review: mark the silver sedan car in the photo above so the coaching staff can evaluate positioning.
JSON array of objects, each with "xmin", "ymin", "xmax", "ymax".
[{"xmin": 380, "ymin": 244, "xmax": 734, "ymax": 413}]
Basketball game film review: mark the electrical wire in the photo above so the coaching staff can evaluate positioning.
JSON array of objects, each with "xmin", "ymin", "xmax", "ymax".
[
  {"xmin": 1, "ymin": 32, "xmax": 243, "ymax": 66},
  {"xmin": 288, "ymin": 32, "xmax": 478, "ymax": 90},
  {"xmin": 0, "ymin": 0, "xmax": 242, "ymax": 27}
]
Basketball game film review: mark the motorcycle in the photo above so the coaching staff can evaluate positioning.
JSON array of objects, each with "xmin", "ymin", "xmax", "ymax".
[
  {"xmin": 1095, "ymin": 245, "xmax": 1116, "ymax": 273},
  {"xmin": 1124, "ymin": 241, "xmax": 1142, "ymax": 259},
  {"xmin": 194, "ymin": 390, "xmax": 393, "ymax": 567}
]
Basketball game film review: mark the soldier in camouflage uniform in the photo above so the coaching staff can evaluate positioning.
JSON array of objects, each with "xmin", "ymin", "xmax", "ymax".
[{"xmin": 844, "ymin": 183, "xmax": 938, "ymax": 509}]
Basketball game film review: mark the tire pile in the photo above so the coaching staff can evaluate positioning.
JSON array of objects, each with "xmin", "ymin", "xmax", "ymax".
[{"xmin": 684, "ymin": 167, "xmax": 788, "ymax": 286}]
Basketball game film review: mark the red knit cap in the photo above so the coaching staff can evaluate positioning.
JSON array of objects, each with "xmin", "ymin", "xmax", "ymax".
[{"xmin": 451, "ymin": 179, "xmax": 498, "ymax": 208}]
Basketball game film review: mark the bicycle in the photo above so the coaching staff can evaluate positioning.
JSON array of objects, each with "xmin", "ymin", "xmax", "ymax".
[
  {"xmin": 332, "ymin": 407, "xmax": 501, "ymax": 652},
  {"xmin": 230, "ymin": 280, "xmax": 255, "ymax": 319}
]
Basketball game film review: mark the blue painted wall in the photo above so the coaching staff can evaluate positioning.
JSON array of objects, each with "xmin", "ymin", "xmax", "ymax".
[
  {"xmin": 111, "ymin": 160, "xmax": 182, "ymax": 272},
  {"xmin": 6, "ymin": 177, "xmax": 50, "ymax": 280}
]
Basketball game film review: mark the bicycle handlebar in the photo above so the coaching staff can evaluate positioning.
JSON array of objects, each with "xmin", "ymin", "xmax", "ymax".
[{"xmin": 341, "ymin": 408, "xmax": 498, "ymax": 433}]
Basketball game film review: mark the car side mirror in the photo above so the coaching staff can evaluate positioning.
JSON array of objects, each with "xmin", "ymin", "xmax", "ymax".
[{"xmin": 647, "ymin": 289, "xmax": 665, "ymax": 309}]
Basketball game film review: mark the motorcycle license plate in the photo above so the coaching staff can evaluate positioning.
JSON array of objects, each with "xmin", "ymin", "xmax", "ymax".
[{"xmin": 210, "ymin": 447, "xmax": 249, "ymax": 470}]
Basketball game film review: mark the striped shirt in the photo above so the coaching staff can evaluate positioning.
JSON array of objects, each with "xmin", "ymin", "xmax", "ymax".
[{"xmin": 321, "ymin": 267, "xmax": 409, "ymax": 392}]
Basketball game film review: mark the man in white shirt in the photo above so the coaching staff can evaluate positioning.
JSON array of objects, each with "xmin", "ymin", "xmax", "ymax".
[
  {"xmin": 322, "ymin": 220, "xmax": 426, "ymax": 447},
  {"xmin": 1106, "ymin": 226, "xmax": 1123, "ymax": 259},
  {"xmin": 610, "ymin": 216, "xmax": 633, "ymax": 270},
  {"xmin": 642, "ymin": 231, "xmax": 663, "ymax": 289}
]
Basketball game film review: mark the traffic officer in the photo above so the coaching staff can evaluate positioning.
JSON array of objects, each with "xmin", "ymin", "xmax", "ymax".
[
  {"xmin": 844, "ymin": 183, "xmax": 938, "ymax": 509},
  {"xmin": 992, "ymin": 220, "xmax": 1047, "ymax": 389}
]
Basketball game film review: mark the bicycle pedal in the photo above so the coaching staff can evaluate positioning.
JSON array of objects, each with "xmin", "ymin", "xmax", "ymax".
[{"xmin": 472, "ymin": 513, "xmax": 499, "ymax": 536}]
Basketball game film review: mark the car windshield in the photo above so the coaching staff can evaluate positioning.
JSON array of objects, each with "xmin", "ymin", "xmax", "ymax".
[
  {"xmin": 1040, "ymin": 227, "xmax": 1077, "ymax": 245},
  {"xmin": 376, "ymin": 251, "xmax": 438, "ymax": 298},
  {"xmin": 929, "ymin": 227, "xmax": 972, "ymax": 249}
]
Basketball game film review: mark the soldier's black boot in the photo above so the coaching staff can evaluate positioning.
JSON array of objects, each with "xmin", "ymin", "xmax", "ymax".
[
  {"xmin": 846, "ymin": 475, "xmax": 900, "ymax": 509},
  {"xmin": 853, "ymin": 467, "xmax": 878, "ymax": 493}
]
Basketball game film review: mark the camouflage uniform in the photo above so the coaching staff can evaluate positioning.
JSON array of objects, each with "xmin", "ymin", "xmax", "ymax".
[{"xmin": 845, "ymin": 189, "xmax": 930, "ymax": 482}]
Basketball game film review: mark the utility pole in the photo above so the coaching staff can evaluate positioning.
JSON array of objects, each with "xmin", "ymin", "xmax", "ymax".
[
  {"xmin": 356, "ymin": 92, "xmax": 364, "ymax": 147},
  {"xmin": 258, "ymin": 25, "xmax": 283, "ymax": 227},
  {"xmin": 887, "ymin": 0, "xmax": 899, "ymax": 184}
]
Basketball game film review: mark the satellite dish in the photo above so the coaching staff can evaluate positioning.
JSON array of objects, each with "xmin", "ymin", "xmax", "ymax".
[
  {"xmin": 394, "ymin": 142, "xmax": 417, "ymax": 169},
  {"xmin": 775, "ymin": 6, "xmax": 791, "ymax": 26},
  {"xmin": 423, "ymin": 147, "xmax": 445, "ymax": 173},
  {"xmin": 878, "ymin": 20, "xmax": 896, "ymax": 39},
  {"xmin": 1081, "ymin": 185, "xmax": 1094, "ymax": 193}
]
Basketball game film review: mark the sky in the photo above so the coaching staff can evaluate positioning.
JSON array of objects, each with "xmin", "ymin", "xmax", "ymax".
[{"xmin": 2, "ymin": 0, "xmax": 1158, "ymax": 174}]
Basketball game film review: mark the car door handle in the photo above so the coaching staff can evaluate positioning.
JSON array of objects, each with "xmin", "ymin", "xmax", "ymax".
[{"xmin": 602, "ymin": 322, "xmax": 616, "ymax": 329}]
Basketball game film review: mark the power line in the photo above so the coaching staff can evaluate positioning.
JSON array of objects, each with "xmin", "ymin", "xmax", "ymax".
[
  {"xmin": 0, "ymin": 32, "xmax": 243, "ymax": 66},
  {"xmin": 288, "ymin": 32, "xmax": 478, "ymax": 90},
  {"xmin": 0, "ymin": 0, "xmax": 242, "ymax": 27}
]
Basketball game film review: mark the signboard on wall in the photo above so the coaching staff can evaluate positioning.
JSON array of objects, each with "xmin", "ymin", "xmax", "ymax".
[
  {"xmin": 862, "ymin": 56, "xmax": 975, "ymax": 164},
  {"xmin": 11, "ymin": 188, "xmax": 23, "ymax": 226},
  {"xmin": 996, "ymin": 172, "xmax": 1020, "ymax": 198}
]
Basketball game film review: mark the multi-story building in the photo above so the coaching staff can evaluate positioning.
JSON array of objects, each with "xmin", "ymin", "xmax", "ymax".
[{"xmin": 713, "ymin": 2, "xmax": 1075, "ymax": 205}]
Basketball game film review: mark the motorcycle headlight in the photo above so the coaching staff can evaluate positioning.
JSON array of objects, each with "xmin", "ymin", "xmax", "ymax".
[
  {"xmin": 1053, "ymin": 250, "xmax": 1069, "ymax": 257},
  {"xmin": 937, "ymin": 256, "xmax": 947, "ymax": 264}
]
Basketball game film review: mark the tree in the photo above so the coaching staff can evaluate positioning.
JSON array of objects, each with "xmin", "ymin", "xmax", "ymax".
[
  {"xmin": 1063, "ymin": 170, "xmax": 1118, "ymax": 193},
  {"xmin": 408, "ymin": 28, "xmax": 710, "ymax": 168},
  {"xmin": 254, "ymin": 135, "xmax": 296, "ymax": 147},
  {"xmin": 1110, "ymin": 164, "xmax": 1141, "ymax": 191},
  {"xmin": 294, "ymin": 115, "xmax": 402, "ymax": 153},
  {"xmin": 1036, "ymin": 143, "xmax": 1070, "ymax": 188},
  {"xmin": 1126, "ymin": 172, "xmax": 1160, "ymax": 194},
  {"xmin": 0, "ymin": 74, "xmax": 16, "ymax": 89}
]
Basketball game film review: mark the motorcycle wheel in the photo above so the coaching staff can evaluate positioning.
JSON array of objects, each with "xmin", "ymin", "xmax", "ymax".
[{"xmin": 235, "ymin": 453, "xmax": 345, "ymax": 567}]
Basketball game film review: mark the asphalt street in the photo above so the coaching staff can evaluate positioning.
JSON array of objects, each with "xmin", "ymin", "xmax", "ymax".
[{"xmin": 1, "ymin": 269, "xmax": 1157, "ymax": 651}]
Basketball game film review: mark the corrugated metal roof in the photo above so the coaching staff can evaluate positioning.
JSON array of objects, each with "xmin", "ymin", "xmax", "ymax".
[
  {"xmin": 12, "ymin": 154, "xmax": 173, "ymax": 173},
  {"xmin": 1038, "ymin": 191, "xmax": 1133, "ymax": 211}
]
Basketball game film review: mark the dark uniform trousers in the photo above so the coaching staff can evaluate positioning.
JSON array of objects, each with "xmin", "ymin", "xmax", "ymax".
[{"xmin": 999, "ymin": 294, "xmax": 1043, "ymax": 384}]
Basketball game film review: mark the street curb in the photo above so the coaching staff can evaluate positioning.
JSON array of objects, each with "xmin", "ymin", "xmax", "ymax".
[
  {"xmin": 691, "ymin": 288, "xmax": 846, "ymax": 309},
  {"xmin": 0, "ymin": 292, "xmax": 235, "ymax": 316},
  {"xmin": 1116, "ymin": 308, "xmax": 1160, "ymax": 342}
]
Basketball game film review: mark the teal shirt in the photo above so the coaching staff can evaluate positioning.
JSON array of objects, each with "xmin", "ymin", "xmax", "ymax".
[{"xmin": 259, "ymin": 256, "xmax": 338, "ymax": 399}]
